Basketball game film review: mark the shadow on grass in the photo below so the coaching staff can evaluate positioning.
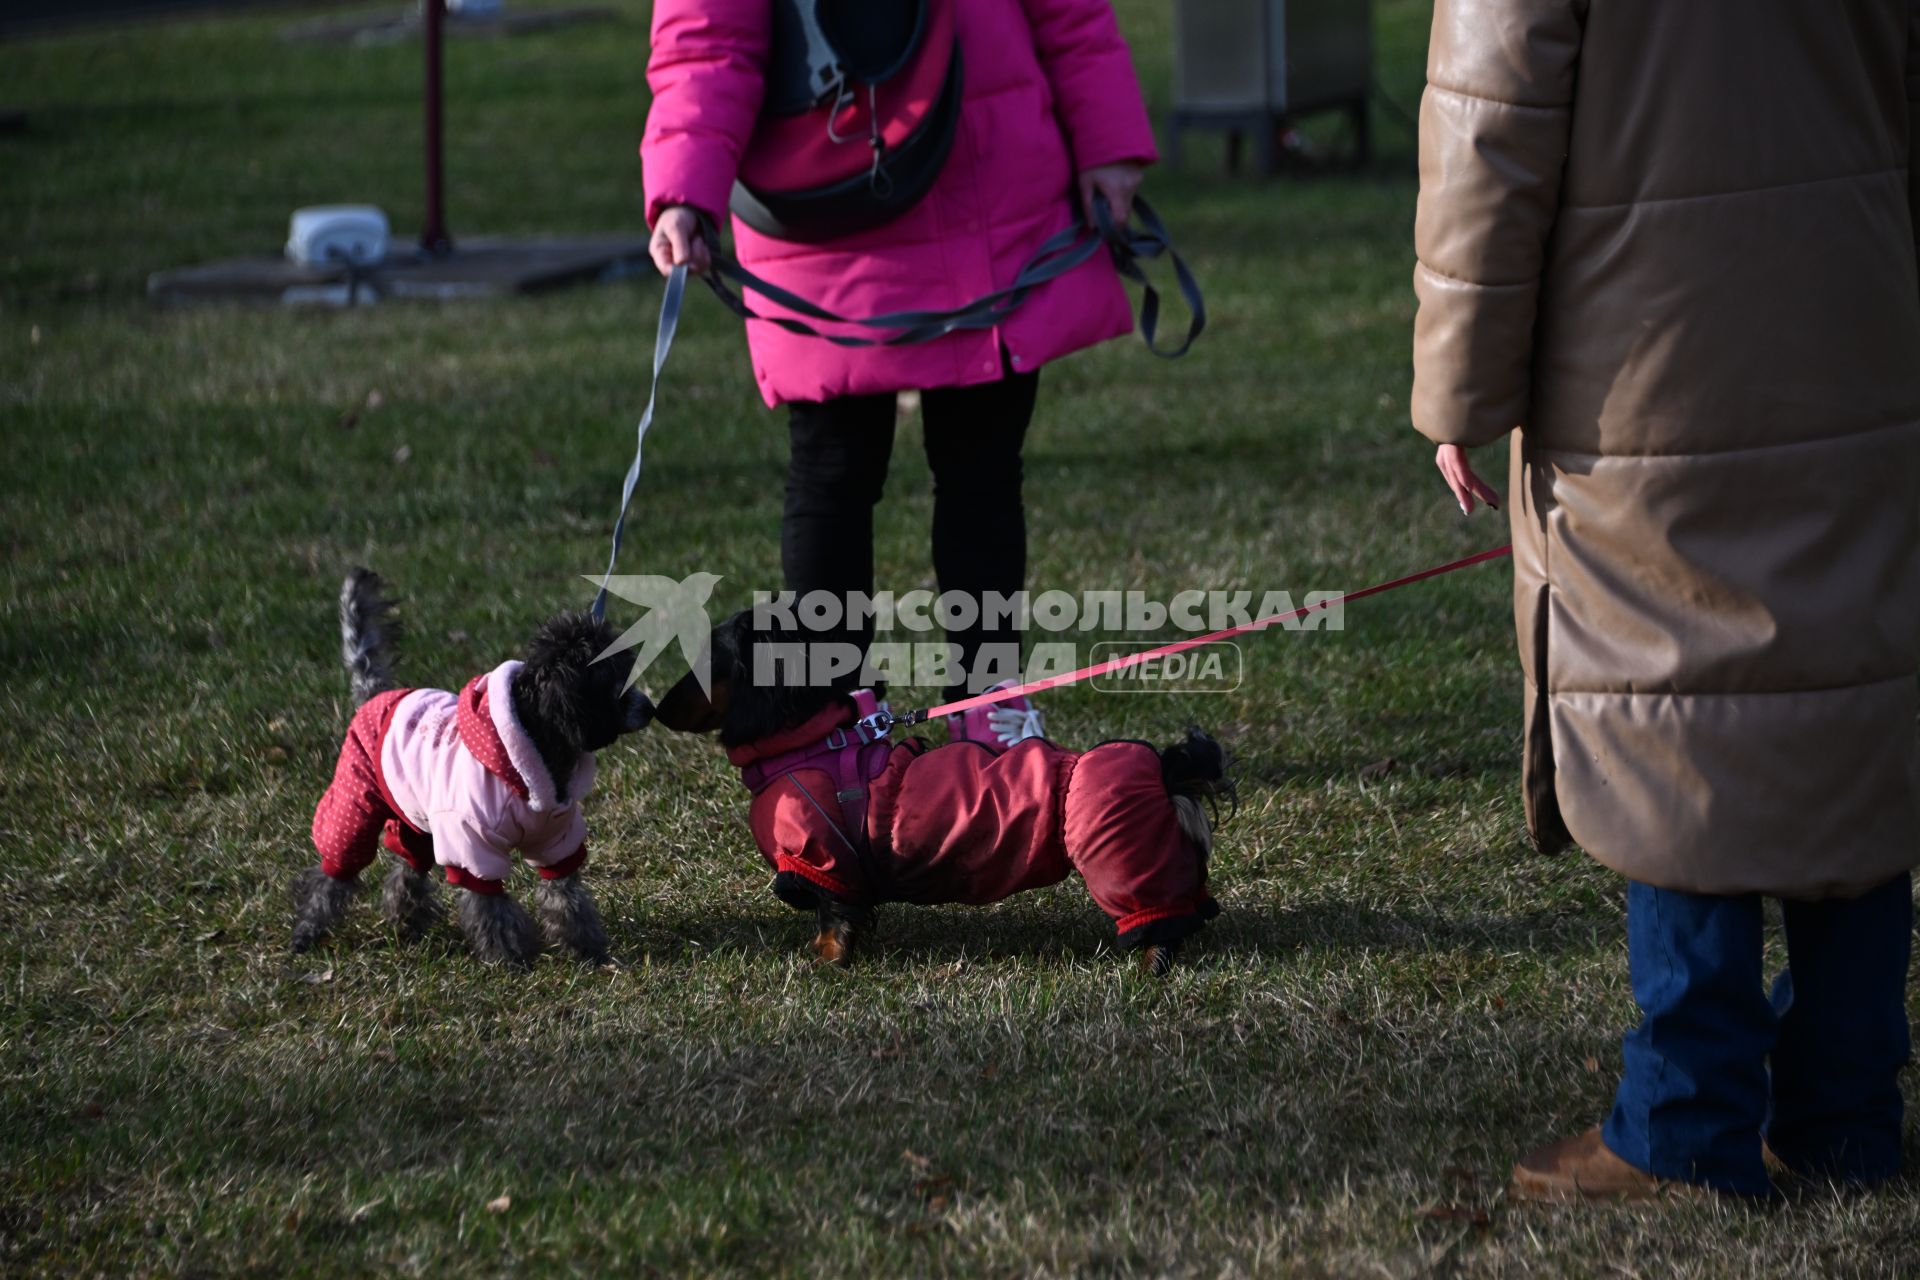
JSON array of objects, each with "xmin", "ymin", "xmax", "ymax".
[{"xmin": 630, "ymin": 892, "xmax": 1617, "ymax": 972}]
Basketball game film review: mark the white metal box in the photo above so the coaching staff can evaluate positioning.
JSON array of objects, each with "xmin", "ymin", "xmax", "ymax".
[{"xmin": 285, "ymin": 205, "xmax": 390, "ymax": 268}]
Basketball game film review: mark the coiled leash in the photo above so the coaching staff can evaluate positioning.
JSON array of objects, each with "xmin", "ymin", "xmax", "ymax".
[
  {"xmin": 590, "ymin": 194, "xmax": 1204, "ymax": 618},
  {"xmin": 698, "ymin": 195, "xmax": 1204, "ymax": 356},
  {"xmin": 847, "ymin": 544, "xmax": 1518, "ymax": 741}
]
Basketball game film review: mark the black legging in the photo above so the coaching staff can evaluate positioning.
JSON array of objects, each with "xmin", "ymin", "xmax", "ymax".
[{"xmin": 783, "ymin": 369, "xmax": 1039, "ymax": 694}]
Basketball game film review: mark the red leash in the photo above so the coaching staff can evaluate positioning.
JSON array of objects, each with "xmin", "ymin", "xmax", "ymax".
[{"xmin": 893, "ymin": 544, "xmax": 1514, "ymax": 727}]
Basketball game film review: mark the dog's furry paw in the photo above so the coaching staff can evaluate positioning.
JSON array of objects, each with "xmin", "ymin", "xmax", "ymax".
[
  {"xmin": 811, "ymin": 900, "xmax": 865, "ymax": 967},
  {"xmin": 1136, "ymin": 943, "xmax": 1179, "ymax": 977},
  {"xmin": 290, "ymin": 867, "xmax": 359, "ymax": 953},
  {"xmin": 380, "ymin": 862, "xmax": 442, "ymax": 943},
  {"xmin": 456, "ymin": 890, "xmax": 541, "ymax": 969},
  {"xmin": 532, "ymin": 876, "xmax": 610, "ymax": 965},
  {"xmin": 812, "ymin": 923, "xmax": 854, "ymax": 966}
]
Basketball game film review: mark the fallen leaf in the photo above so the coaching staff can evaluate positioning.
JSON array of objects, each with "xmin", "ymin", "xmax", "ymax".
[
  {"xmin": 900, "ymin": 1149, "xmax": 931, "ymax": 1174},
  {"xmin": 1359, "ymin": 758, "xmax": 1396, "ymax": 783},
  {"xmin": 1584, "ymin": 1056, "xmax": 1601, "ymax": 1073},
  {"xmin": 297, "ymin": 968, "xmax": 335, "ymax": 985},
  {"xmin": 392, "ymin": 443, "xmax": 413, "ymax": 465},
  {"xmin": 263, "ymin": 746, "xmax": 290, "ymax": 766},
  {"xmin": 485, "ymin": 1194, "xmax": 512, "ymax": 1214}
]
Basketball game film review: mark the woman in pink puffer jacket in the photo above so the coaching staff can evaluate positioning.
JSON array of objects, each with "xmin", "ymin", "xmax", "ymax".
[{"xmin": 641, "ymin": 0, "xmax": 1158, "ymax": 734}]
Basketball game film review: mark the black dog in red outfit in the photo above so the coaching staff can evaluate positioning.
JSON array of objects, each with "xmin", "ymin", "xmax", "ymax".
[{"xmin": 653, "ymin": 611, "xmax": 1233, "ymax": 974}]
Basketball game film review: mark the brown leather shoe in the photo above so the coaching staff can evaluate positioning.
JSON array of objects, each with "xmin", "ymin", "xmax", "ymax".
[{"xmin": 1509, "ymin": 1127, "xmax": 1690, "ymax": 1203}]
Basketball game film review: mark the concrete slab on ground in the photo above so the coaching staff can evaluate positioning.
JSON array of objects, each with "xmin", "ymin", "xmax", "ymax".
[
  {"xmin": 147, "ymin": 234, "xmax": 652, "ymax": 307},
  {"xmin": 279, "ymin": 5, "xmax": 614, "ymax": 46}
]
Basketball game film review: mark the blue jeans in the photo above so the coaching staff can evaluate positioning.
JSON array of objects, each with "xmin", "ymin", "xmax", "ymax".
[{"xmin": 1601, "ymin": 874, "xmax": 1913, "ymax": 1195}]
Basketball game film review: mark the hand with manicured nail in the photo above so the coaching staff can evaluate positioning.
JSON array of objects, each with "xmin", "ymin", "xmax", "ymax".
[{"xmin": 1435, "ymin": 443, "xmax": 1501, "ymax": 515}]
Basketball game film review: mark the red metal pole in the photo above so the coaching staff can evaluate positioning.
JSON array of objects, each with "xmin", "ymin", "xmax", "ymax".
[{"xmin": 421, "ymin": 0, "xmax": 452, "ymax": 255}]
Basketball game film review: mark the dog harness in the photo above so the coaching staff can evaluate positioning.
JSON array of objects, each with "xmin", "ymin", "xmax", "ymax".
[
  {"xmin": 732, "ymin": 689, "xmax": 899, "ymax": 892},
  {"xmin": 726, "ymin": 691, "xmax": 1218, "ymax": 947}
]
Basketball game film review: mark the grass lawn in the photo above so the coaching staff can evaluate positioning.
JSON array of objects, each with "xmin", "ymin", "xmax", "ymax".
[{"xmin": 3, "ymin": 1, "xmax": 1917, "ymax": 1274}]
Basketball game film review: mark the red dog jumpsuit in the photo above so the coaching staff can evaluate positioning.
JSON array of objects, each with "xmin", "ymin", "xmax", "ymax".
[
  {"xmin": 311, "ymin": 662, "xmax": 593, "ymax": 894},
  {"xmin": 729, "ymin": 695, "xmax": 1217, "ymax": 948}
]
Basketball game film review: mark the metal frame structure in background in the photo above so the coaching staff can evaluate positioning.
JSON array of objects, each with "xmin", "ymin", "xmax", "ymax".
[
  {"xmin": 1167, "ymin": 0, "xmax": 1375, "ymax": 174},
  {"xmin": 421, "ymin": 0, "xmax": 452, "ymax": 255}
]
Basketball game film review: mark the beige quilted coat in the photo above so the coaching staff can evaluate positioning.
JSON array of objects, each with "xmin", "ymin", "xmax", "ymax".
[{"xmin": 1412, "ymin": 0, "xmax": 1920, "ymax": 896}]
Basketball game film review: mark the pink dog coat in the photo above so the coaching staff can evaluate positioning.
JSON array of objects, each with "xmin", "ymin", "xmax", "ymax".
[{"xmin": 311, "ymin": 661, "xmax": 594, "ymax": 892}]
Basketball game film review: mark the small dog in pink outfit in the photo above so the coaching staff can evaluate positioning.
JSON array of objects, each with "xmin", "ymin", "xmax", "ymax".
[{"xmin": 291, "ymin": 570, "xmax": 652, "ymax": 967}]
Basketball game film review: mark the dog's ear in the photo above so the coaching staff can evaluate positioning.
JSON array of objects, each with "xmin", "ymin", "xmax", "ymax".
[
  {"xmin": 519, "ymin": 611, "xmax": 623, "ymax": 752},
  {"xmin": 651, "ymin": 612, "xmax": 748, "ymax": 733},
  {"xmin": 653, "ymin": 665, "xmax": 732, "ymax": 734}
]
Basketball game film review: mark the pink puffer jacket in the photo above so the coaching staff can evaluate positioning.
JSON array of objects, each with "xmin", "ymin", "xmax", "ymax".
[{"xmin": 642, "ymin": 0, "xmax": 1158, "ymax": 407}]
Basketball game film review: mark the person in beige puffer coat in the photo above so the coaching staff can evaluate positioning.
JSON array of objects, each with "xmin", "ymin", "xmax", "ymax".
[{"xmin": 1413, "ymin": 0, "xmax": 1920, "ymax": 1199}]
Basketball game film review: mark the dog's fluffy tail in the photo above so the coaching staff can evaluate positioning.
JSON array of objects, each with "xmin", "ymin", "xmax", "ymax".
[{"xmin": 340, "ymin": 568, "xmax": 399, "ymax": 707}]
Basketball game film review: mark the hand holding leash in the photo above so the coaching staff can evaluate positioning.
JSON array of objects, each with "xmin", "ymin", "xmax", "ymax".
[
  {"xmin": 1078, "ymin": 162, "xmax": 1144, "ymax": 229},
  {"xmin": 650, "ymin": 206, "xmax": 712, "ymax": 278}
]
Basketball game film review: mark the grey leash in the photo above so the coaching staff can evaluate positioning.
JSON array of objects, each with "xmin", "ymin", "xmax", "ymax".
[
  {"xmin": 590, "ymin": 260, "xmax": 685, "ymax": 620},
  {"xmin": 590, "ymin": 194, "xmax": 1204, "ymax": 615},
  {"xmin": 699, "ymin": 194, "xmax": 1205, "ymax": 356}
]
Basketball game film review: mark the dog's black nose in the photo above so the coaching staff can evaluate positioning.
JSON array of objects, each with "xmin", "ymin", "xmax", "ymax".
[{"xmin": 622, "ymin": 691, "xmax": 656, "ymax": 734}]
